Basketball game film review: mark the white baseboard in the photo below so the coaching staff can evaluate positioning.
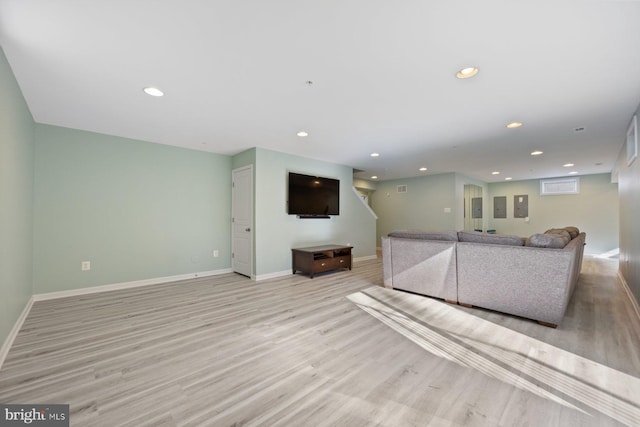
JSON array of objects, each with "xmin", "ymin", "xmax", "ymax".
[
  {"xmin": 254, "ymin": 270, "xmax": 291, "ymax": 281},
  {"xmin": 618, "ymin": 269, "xmax": 640, "ymax": 322},
  {"xmin": 355, "ymin": 254, "xmax": 378, "ymax": 262},
  {"xmin": 0, "ymin": 295, "xmax": 35, "ymax": 371},
  {"xmin": 33, "ymin": 268, "xmax": 234, "ymax": 301}
]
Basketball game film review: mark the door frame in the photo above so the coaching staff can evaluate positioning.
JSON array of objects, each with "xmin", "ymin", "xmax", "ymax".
[{"xmin": 231, "ymin": 165, "xmax": 254, "ymax": 278}]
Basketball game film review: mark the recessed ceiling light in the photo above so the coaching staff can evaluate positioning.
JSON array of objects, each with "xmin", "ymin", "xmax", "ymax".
[
  {"xmin": 563, "ymin": 163, "xmax": 574, "ymax": 167},
  {"xmin": 297, "ymin": 131, "xmax": 308, "ymax": 137},
  {"xmin": 505, "ymin": 177, "xmax": 513, "ymax": 181},
  {"xmin": 456, "ymin": 67, "xmax": 479, "ymax": 79},
  {"xmin": 371, "ymin": 176, "xmax": 378, "ymax": 179},
  {"xmin": 143, "ymin": 87, "xmax": 164, "ymax": 97},
  {"xmin": 370, "ymin": 152, "xmax": 380, "ymax": 157},
  {"xmin": 531, "ymin": 150, "xmax": 543, "ymax": 156},
  {"xmin": 568, "ymin": 171, "xmax": 578, "ymax": 175},
  {"xmin": 492, "ymin": 171, "xmax": 500, "ymax": 175},
  {"xmin": 419, "ymin": 167, "xmax": 428, "ymax": 171},
  {"xmin": 506, "ymin": 122, "xmax": 523, "ymax": 129}
]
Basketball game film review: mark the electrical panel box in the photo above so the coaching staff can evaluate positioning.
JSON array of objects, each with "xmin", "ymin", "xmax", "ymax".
[
  {"xmin": 494, "ymin": 196, "xmax": 507, "ymax": 218},
  {"xmin": 514, "ymin": 195, "xmax": 528, "ymax": 218},
  {"xmin": 472, "ymin": 197, "xmax": 482, "ymax": 218}
]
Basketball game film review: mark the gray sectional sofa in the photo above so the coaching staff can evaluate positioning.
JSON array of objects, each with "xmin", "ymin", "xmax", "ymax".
[{"xmin": 381, "ymin": 228, "xmax": 586, "ymax": 327}]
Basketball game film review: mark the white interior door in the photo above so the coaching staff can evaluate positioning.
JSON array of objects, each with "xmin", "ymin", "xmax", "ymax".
[{"xmin": 232, "ymin": 166, "xmax": 253, "ymax": 277}]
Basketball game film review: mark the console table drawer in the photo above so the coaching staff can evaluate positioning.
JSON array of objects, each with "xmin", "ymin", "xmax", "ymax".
[
  {"xmin": 333, "ymin": 256, "xmax": 351, "ymax": 268},
  {"xmin": 314, "ymin": 259, "xmax": 336, "ymax": 272}
]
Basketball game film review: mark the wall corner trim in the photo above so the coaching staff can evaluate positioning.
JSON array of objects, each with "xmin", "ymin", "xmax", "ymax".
[{"xmin": 0, "ymin": 296, "xmax": 36, "ymax": 371}]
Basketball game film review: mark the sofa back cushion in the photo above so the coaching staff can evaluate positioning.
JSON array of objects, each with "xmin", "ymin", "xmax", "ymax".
[
  {"xmin": 388, "ymin": 230, "xmax": 459, "ymax": 242},
  {"xmin": 526, "ymin": 233, "xmax": 568, "ymax": 248},
  {"xmin": 457, "ymin": 230, "xmax": 524, "ymax": 246}
]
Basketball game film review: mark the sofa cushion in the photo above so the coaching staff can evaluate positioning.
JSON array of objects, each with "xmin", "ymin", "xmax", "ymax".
[
  {"xmin": 544, "ymin": 228, "xmax": 572, "ymax": 243},
  {"xmin": 457, "ymin": 231, "xmax": 524, "ymax": 246},
  {"xmin": 388, "ymin": 230, "xmax": 459, "ymax": 242},
  {"xmin": 545, "ymin": 226, "xmax": 580, "ymax": 240},
  {"xmin": 564, "ymin": 226, "xmax": 580, "ymax": 239},
  {"xmin": 526, "ymin": 233, "xmax": 568, "ymax": 248}
]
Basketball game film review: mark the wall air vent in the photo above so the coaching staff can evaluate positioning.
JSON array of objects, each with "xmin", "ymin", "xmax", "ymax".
[
  {"xmin": 540, "ymin": 177, "xmax": 580, "ymax": 195},
  {"xmin": 397, "ymin": 185, "xmax": 407, "ymax": 193}
]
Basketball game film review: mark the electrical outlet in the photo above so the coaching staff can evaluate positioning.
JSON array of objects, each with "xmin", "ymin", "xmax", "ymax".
[
  {"xmin": 213, "ymin": 250, "xmax": 219, "ymax": 258},
  {"xmin": 81, "ymin": 261, "xmax": 91, "ymax": 271}
]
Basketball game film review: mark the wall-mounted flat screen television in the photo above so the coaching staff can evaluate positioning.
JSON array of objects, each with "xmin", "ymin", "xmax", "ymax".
[{"xmin": 287, "ymin": 172, "xmax": 340, "ymax": 217}]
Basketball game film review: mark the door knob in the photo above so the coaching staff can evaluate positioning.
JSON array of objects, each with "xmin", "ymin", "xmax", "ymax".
[{"xmin": 245, "ymin": 228, "xmax": 251, "ymax": 232}]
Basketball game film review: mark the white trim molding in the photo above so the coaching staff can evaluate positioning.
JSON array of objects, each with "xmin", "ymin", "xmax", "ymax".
[
  {"xmin": 33, "ymin": 268, "xmax": 233, "ymax": 301},
  {"xmin": 0, "ymin": 296, "xmax": 35, "ymax": 371},
  {"xmin": 254, "ymin": 270, "xmax": 292, "ymax": 281},
  {"xmin": 619, "ymin": 269, "xmax": 640, "ymax": 322},
  {"xmin": 540, "ymin": 177, "xmax": 580, "ymax": 195},
  {"xmin": 355, "ymin": 255, "xmax": 378, "ymax": 262}
]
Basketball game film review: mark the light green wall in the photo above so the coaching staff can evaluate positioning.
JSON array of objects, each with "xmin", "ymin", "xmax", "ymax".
[
  {"xmin": 618, "ymin": 103, "xmax": 640, "ymax": 306},
  {"xmin": 353, "ymin": 178, "xmax": 377, "ymax": 191},
  {"xmin": 33, "ymin": 124, "xmax": 232, "ymax": 293},
  {"xmin": 0, "ymin": 47, "xmax": 35, "ymax": 345},
  {"xmin": 487, "ymin": 173, "xmax": 618, "ymax": 254},
  {"xmin": 232, "ymin": 148, "xmax": 256, "ymax": 170},
  {"xmin": 371, "ymin": 173, "xmax": 457, "ymax": 245},
  {"xmin": 254, "ymin": 148, "xmax": 376, "ymax": 276},
  {"xmin": 371, "ymin": 171, "xmax": 618, "ymax": 255}
]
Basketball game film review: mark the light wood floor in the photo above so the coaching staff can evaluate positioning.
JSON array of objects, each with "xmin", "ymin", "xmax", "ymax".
[{"xmin": 1, "ymin": 256, "xmax": 639, "ymax": 426}]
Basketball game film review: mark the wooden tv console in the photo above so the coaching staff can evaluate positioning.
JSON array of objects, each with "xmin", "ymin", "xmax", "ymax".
[{"xmin": 291, "ymin": 244, "xmax": 353, "ymax": 278}]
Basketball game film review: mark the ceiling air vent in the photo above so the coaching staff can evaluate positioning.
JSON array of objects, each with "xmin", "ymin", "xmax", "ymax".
[
  {"xmin": 540, "ymin": 178, "xmax": 580, "ymax": 195},
  {"xmin": 397, "ymin": 185, "xmax": 407, "ymax": 193}
]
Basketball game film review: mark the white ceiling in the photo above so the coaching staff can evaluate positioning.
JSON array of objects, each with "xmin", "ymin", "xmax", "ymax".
[{"xmin": 2, "ymin": 0, "xmax": 640, "ymax": 182}]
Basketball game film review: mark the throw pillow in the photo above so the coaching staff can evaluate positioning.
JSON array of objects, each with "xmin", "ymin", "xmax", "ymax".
[
  {"xmin": 564, "ymin": 226, "xmax": 580, "ymax": 239},
  {"xmin": 544, "ymin": 228, "xmax": 571, "ymax": 244}
]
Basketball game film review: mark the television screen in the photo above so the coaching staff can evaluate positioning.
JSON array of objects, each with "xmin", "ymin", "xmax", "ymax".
[{"xmin": 288, "ymin": 172, "xmax": 340, "ymax": 216}]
